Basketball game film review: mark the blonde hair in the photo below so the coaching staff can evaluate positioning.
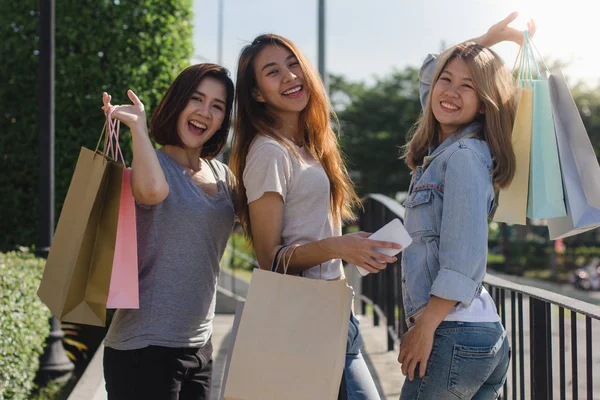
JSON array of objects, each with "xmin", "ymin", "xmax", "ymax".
[
  {"xmin": 403, "ymin": 43, "xmax": 517, "ymax": 188},
  {"xmin": 229, "ymin": 34, "xmax": 361, "ymax": 242}
]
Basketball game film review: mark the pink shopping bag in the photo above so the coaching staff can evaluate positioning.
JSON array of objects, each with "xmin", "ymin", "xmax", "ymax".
[{"xmin": 106, "ymin": 116, "xmax": 139, "ymax": 309}]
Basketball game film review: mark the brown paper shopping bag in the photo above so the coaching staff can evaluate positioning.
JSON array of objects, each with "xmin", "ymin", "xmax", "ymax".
[
  {"xmin": 223, "ymin": 268, "xmax": 353, "ymax": 400},
  {"xmin": 38, "ymin": 125, "xmax": 123, "ymax": 327}
]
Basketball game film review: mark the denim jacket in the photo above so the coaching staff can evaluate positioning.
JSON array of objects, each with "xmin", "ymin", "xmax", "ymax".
[{"xmin": 400, "ymin": 54, "xmax": 495, "ymax": 321}]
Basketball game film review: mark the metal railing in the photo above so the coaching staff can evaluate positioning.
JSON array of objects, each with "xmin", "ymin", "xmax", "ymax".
[{"xmin": 358, "ymin": 193, "xmax": 600, "ymax": 399}]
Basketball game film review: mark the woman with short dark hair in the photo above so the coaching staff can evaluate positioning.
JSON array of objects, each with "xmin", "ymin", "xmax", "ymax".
[{"xmin": 101, "ymin": 63, "xmax": 236, "ymax": 400}]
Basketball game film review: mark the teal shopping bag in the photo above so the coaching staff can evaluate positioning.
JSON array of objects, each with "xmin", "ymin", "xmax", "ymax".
[{"xmin": 524, "ymin": 33, "xmax": 567, "ymax": 219}]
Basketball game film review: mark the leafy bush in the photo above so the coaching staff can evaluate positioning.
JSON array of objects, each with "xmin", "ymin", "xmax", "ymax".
[
  {"xmin": 0, "ymin": 249, "xmax": 51, "ymax": 399},
  {"xmin": 0, "ymin": 0, "xmax": 194, "ymax": 251}
]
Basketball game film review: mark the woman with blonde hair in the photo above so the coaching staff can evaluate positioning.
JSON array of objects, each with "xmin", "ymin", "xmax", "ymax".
[
  {"xmin": 397, "ymin": 13, "xmax": 535, "ymax": 399},
  {"xmin": 229, "ymin": 34, "xmax": 400, "ymax": 398}
]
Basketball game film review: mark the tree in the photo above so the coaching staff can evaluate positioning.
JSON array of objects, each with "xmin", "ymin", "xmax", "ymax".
[
  {"xmin": 331, "ymin": 65, "xmax": 600, "ymax": 200},
  {"xmin": 330, "ymin": 69, "xmax": 422, "ymax": 197},
  {"xmin": 572, "ymin": 82, "xmax": 600, "ymax": 159},
  {"xmin": 0, "ymin": 0, "xmax": 193, "ymax": 250}
]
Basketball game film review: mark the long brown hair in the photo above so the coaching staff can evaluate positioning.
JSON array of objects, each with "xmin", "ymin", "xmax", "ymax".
[
  {"xmin": 229, "ymin": 34, "xmax": 360, "ymax": 241},
  {"xmin": 403, "ymin": 43, "xmax": 517, "ymax": 188},
  {"xmin": 150, "ymin": 63, "xmax": 234, "ymax": 159}
]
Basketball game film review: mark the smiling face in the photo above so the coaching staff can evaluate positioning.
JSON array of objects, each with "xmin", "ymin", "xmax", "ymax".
[
  {"xmin": 431, "ymin": 57, "xmax": 484, "ymax": 140},
  {"xmin": 252, "ymin": 44, "xmax": 309, "ymax": 117},
  {"xmin": 176, "ymin": 77, "xmax": 227, "ymax": 150}
]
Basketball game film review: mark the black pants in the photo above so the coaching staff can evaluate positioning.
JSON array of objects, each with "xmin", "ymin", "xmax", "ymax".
[{"xmin": 103, "ymin": 340, "xmax": 213, "ymax": 400}]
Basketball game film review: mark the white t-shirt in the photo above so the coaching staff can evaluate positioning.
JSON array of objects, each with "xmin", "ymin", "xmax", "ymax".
[
  {"xmin": 444, "ymin": 286, "xmax": 500, "ymax": 322},
  {"xmin": 243, "ymin": 134, "xmax": 343, "ymax": 280}
]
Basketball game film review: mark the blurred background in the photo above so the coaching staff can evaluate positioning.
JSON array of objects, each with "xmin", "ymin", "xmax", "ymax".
[{"xmin": 3, "ymin": 0, "xmax": 600, "ymax": 284}]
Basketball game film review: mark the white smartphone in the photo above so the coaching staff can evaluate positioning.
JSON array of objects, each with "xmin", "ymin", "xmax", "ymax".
[{"xmin": 356, "ymin": 218, "xmax": 412, "ymax": 276}]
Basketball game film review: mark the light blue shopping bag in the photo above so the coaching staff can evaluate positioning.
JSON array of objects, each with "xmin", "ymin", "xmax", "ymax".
[{"xmin": 524, "ymin": 33, "xmax": 567, "ymax": 219}]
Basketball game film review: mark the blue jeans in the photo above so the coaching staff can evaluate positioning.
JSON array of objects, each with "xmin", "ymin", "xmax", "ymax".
[
  {"xmin": 400, "ymin": 321, "xmax": 509, "ymax": 400},
  {"xmin": 343, "ymin": 313, "xmax": 381, "ymax": 400}
]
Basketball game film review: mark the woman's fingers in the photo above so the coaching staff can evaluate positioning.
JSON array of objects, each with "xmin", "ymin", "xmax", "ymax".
[
  {"xmin": 503, "ymin": 11, "xmax": 519, "ymax": 25},
  {"xmin": 102, "ymin": 92, "xmax": 111, "ymax": 107},
  {"xmin": 528, "ymin": 19, "xmax": 537, "ymax": 38},
  {"xmin": 127, "ymin": 89, "xmax": 143, "ymax": 108},
  {"xmin": 397, "ymin": 345, "xmax": 407, "ymax": 364},
  {"xmin": 369, "ymin": 239, "xmax": 402, "ymax": 250},
  {"xmin": 369, "ymin": 251, "xmax": 397, "ymax": 264},
  {"xmin": 419, "ymin": 356, "xmax": 428, "ymax": 378},
  {"xmin": 407, "ymin": 359, "xmax": 419, "ymax": 381},
  {"xmin": 361, "ymin": 258, "xmax": 382, "ymax": 273},
  {"xmin": 101, "ymin": 92, "xmax": 114, "ymax": 116}
]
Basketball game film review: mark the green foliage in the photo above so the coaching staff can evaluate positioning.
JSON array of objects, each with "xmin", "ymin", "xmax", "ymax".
[
  {"xmin": 29, "ymin": 380, "xmax": 67, "ymax": 400},
  {"xmin": 223, "ymin": 230, "xmax": 257, "ymax": 271},
  {"xmin": 331, "ymin": 64, "xmax": 600, "ymax": 199},
  {"xmin": 0, "ymin": 249, "xmax": 51, "ymax": 399},
  {"xmin": 330, "ymin": 69, "xmax": 422, "ymax": 197},
  {"xmin": 0, "ymin": 0, "xmax": 194, "ymax": 251},
  {"xmin": 572, "ymin": 82, "xmax": 600, "ymax": 160}
]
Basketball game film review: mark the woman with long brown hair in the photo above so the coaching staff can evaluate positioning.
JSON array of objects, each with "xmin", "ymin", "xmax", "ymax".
[
  {"xmin": 101, "ymin": 64, "xmax": 236, "ymax": 400},
  {"xmin": 229, "ymin": 34, "xmax": 400, "ymax": 399},
  {"xmin": 396, "ymin": 14, "xmax": 535, "ymax": 399}
]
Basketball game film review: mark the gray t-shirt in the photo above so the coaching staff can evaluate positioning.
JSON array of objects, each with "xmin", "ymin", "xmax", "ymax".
[{"xmin": 104, "ymin": 150, "xmax": 235, "ymax": 350}]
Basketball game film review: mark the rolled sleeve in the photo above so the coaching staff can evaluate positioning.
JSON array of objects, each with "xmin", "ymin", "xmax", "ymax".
[
  {"xmin": 243, "ymin": 143, "xmax": 292, "ymax": 204},
  {"xmin": 419, "ymin": 53, "xmax": 439, "ymax": 110},
  {"xmin": 430, "ymin": 148, "xmax": 491, "ymax": 307}
]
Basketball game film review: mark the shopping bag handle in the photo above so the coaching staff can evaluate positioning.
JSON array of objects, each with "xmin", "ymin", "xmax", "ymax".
[
  {"xmin": 272, "ymin": 245, "xmax": 299, "ymax": 275},
  {"xmin": 94, "ymin": 121, "xmax": 110, "ymax": 157},
  {"xmin": 271, "ymin": 245, "xmax": 289, "ymax": 272},
  {"xmin": 523, "ymin": 31, "xmax": 539, "ymax": 80},
  {"xmin": 271, "ymin": 244, "xmax": 323, "ymax": 278},
  {"xmin": 93, "ymin": 114, "xmax": 127, "ymax": 165},
  {"xmin": 524, "ymin": 30, "xmax": 550, "ymax": 77},
  {"xmin": 513, "ymin": 31, "xmax": 533, "ymax": 88},
  {"xmin": 106, "ymin": 112, "xmax": 126, "ymax": 166}
]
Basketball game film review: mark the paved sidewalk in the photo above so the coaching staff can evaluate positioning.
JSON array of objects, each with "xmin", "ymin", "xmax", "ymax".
[
  {"xmin": 75, "ymin": 313, "xmax": 402, "ymax": 400},
  {"xmin": 71, "ymin": 270, "xmax": 600, "ymax": 399},
  {"xmin": 355, "ymin": 314, "xmax": 405, "ymax": 399}
]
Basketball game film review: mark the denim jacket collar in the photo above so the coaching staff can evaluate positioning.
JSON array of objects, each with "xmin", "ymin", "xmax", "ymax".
[
  {"xmin": 423, "ymin": 122, "xmax": 483, "ymax": 170},
  {"xmin": 428, "ymin": 122, "xmax": 483, "ymax": 157}
]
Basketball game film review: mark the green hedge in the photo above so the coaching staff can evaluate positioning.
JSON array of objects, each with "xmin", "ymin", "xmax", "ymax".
[
  {"xmin": 0, "ymin": 249, "xmax": 51, "ymax": 399},
  {"xmin": 0, "ymin": 0, "xmax": 194, "ymax": 251}
]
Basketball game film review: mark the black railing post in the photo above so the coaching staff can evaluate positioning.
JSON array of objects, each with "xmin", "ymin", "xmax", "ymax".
[
  {"xmin": 359, "ymin": 203, "xmax": 368, "ymax": 316},
  {"xmin": 367, "ymin": 201, "xmax": 380, "ymax": 327},
  {"xmin": 530, "ymin": 297, "xmax": 551, "ymax": 399},
  {"xmin": 385, "ymin": 260, "xmax": 395, "ymax": 351},
  {"xmin": 383, "ymin": 208, "xmax": 395, "ymax": 351},
  {"xmin": 231, "ymin": 227, "xmax": 236, "ymax": 294}
]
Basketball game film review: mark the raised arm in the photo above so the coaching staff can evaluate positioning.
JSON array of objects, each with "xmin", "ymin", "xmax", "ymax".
[
  {"xmin": 419, "ymin": 12, "xmax": 535, "ymax": 111},
  {"xmin": 102, "ymin": 90, "xmax": 169, "ymax": 205},
  {"xmin": 471, "ymin": 12, "xmax": 536, "ymax": 48}
]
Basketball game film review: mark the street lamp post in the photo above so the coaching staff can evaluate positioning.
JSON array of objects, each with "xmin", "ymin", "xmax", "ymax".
[
  {"xmin": 217, "ymin": 0, "xmax": 224, "ymax": 65},
  {"xmin": 317, "ymin": 0, "xmax": 327, "ymax": 92},
  {"xmin": 35, "ymin": 0, "xmax": 74, "ymax": 385}
]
